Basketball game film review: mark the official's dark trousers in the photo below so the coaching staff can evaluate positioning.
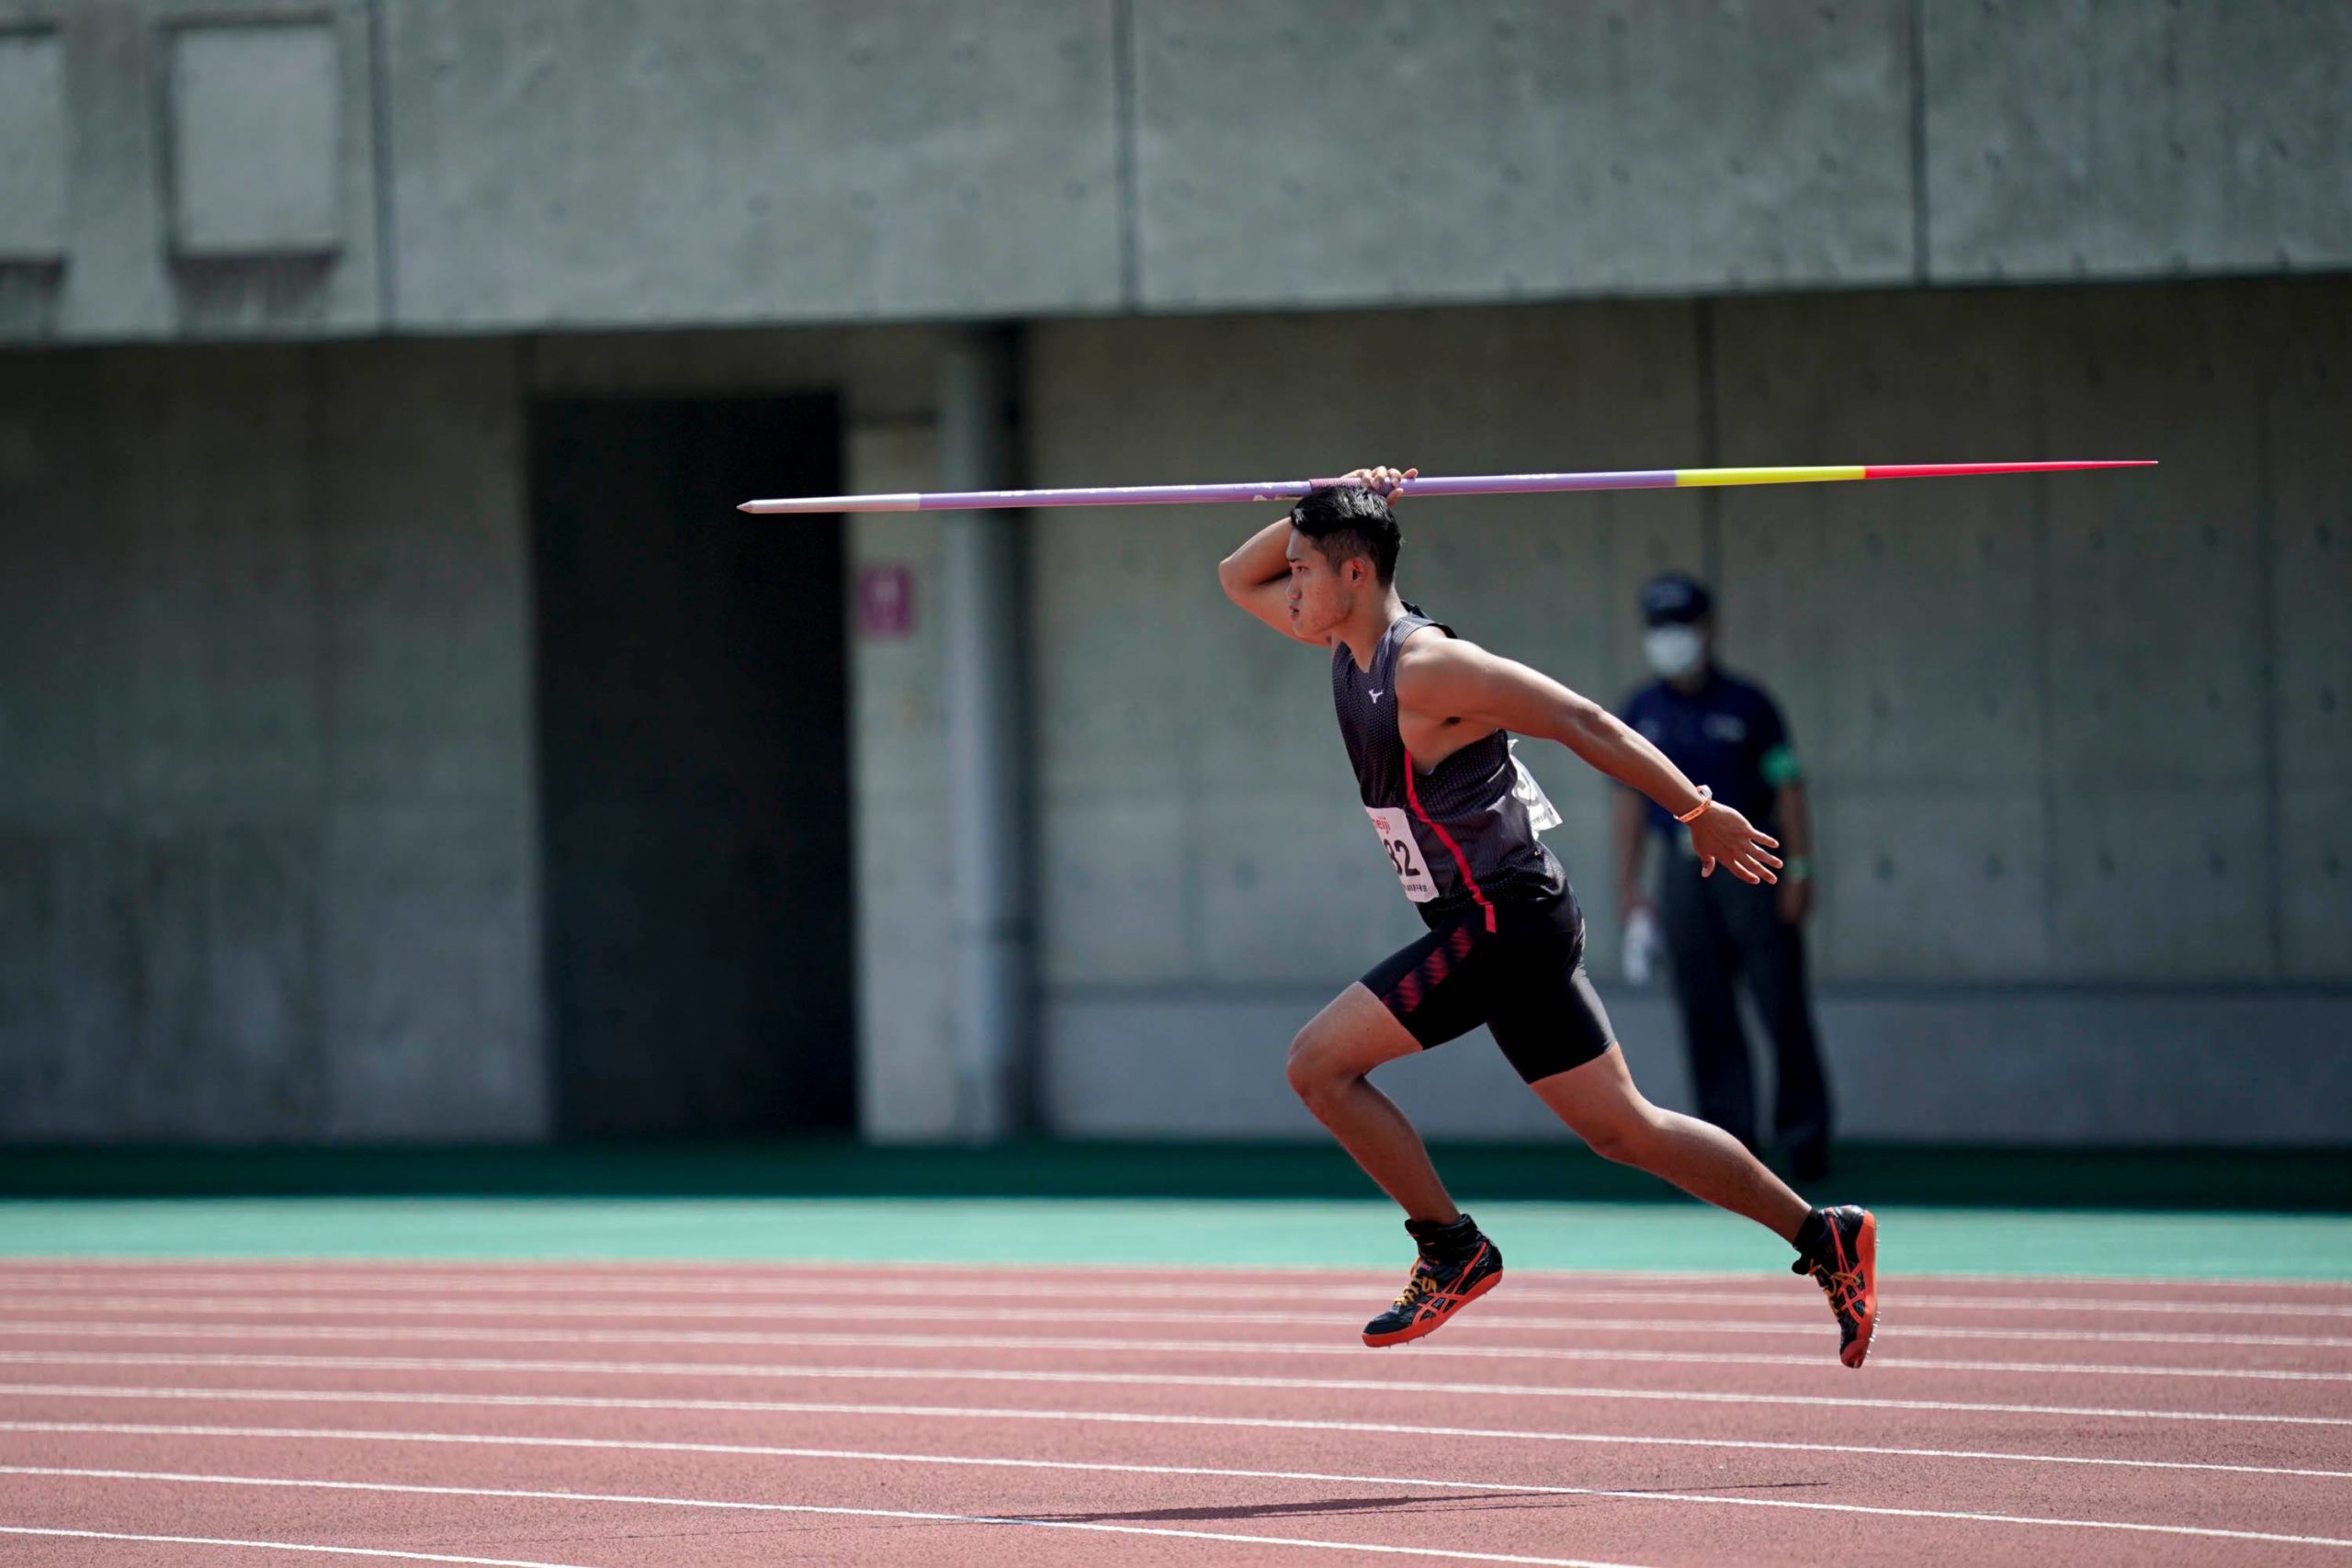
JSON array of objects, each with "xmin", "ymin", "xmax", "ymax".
[{"xmin": 1658, "ymin": 851, "xmax": 1832, "ymax": 1157}]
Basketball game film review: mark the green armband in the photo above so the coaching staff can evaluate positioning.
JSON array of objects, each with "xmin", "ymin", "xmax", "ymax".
[{"xmin": 1760, "ymin": 744, "xmax": 1804, "ymax": 787}]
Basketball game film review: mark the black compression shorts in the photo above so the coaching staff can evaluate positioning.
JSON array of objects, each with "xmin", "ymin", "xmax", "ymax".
[{"xmin": 1359, "ymin": 888, "xmax": 1616, "ymax": 1084}]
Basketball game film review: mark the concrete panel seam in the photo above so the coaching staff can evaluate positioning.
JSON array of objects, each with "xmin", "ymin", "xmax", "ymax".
[
  {"xmin": 1905, "ymin": 0, "xmax": 1928, "ymax": 282},
  {"xmin": 302, "ymin": 344, "xmax": 334, "ymax": 1124},
  {"xmin": 1695, "ymin": 299, "xmax": 1722, "ymax": 587},
  {"xmin": 2254, "ymin": 342, "xmax": 2285, "ymax": 976},
  {"xmin": 1112, "ymin": 0, "xmax": 1138, "ymax": 309},
  {"xmin": 2030, "ymin": 386, "xmax": 2058, "ymax": 968},
  {"xmin": 363, "ymin": 0, "xmax": 394, "ymax": 327}
]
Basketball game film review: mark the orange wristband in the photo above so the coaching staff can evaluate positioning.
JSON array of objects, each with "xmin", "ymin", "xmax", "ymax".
[{"xmin": 1673, "ymin": 786, "xmax": 1713, "ymax": 824}]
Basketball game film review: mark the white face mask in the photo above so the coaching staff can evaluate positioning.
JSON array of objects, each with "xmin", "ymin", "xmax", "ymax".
[{"xmin": 1644, "ymin": 625, "xmax": 1706, "ymax": 680}]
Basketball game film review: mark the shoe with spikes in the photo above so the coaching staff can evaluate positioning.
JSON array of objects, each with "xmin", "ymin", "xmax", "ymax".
[
  {"xmin": 1793, "ymin": 1204, "xmax": 1878, "ymax": 1368},
  {"xmin": 1363, "ymin": 1216, "xmax": 1503, "ymax": 1348}
]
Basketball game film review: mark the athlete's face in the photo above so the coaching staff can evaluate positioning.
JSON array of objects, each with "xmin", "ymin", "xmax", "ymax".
[{"xmin": 1284, "ymin": 529, "xmax": 1369, "ymax": 638}]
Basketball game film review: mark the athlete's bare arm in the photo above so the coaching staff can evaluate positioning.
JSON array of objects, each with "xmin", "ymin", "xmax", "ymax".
[
  {"xmin": 1216, "ymin": 512, "xmax": 1326, "ymax": 645},
  {"xmin": 1394, "ymin": 637, "xmax": 1783, "ymax": 886}
]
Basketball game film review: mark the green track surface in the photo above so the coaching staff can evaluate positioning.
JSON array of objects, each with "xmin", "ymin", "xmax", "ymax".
[
  {"xmin": 4, "ymin": 1198, "xmax": 2349, "ymax": 1280},
  {"xmin": 3, "ymin": 1144, "xmax": 2346, "ymax": 1279}
]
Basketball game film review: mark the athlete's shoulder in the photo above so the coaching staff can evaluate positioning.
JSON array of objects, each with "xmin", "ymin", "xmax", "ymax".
[
  {"xmin": 1394, "ymin": 601, "xmax": 1458, "ymax": 637},
  {"xmin": 1393, "ymin": 623, "xmax": 1478, "ymax": 674}
]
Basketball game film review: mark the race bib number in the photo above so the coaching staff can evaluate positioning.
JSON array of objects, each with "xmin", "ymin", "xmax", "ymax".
[{"xmin": 1364, "ymin": 807, "xmax": 1439, "ymax": 903}]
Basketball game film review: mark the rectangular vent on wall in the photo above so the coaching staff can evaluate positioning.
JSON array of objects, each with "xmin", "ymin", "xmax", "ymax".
[
  {"xmin": 0, "ymin": 30, "xmax": 68, "ymax": 261},
  {"xmin": 167, "ymin": 21, "xmax": 342, "ymax": 257}
]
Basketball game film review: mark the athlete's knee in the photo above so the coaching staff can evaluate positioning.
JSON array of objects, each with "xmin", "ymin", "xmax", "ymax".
[
  {"xmin": 1285, "ymin": 1028, "xmax": 1355, "ymax": 1109},
  {"xmin": 1573, "ymin": 1096, "xmax": 1667, "ymax": 1165},
  {"xmin": 1579, "ymin": 1111, "xmax": 1645, "ymax": 1164},
  {"xmin": 1284, "ymin": 1034, "xmax": 1333, "ymax": 1105}
]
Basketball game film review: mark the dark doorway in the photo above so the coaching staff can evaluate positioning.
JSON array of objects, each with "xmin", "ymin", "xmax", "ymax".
[{"xmin": 529, "ymin": 395, "xmax": 853, "ymax": 1137}]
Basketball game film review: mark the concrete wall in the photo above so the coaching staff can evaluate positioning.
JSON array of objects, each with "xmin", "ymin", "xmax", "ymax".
[
  {"xmin": 378, "ymin": 1, "xmax": 1121, "ymax": 328},
  {"xmin": 0, "ymin": 0, "xmax": 385, "ymax": 339},
  {"xmin": 5, "ymin": 0, "xmax": 2346, "ymax": 342},
  {"xmin": 1709, "ymin": 283, "xmax": 2352, "ymax": 984},
  {"xmin": 1923, "ymin": 0, "xmax": 2352, "ymax": 281},
  {"xmin": 1132, "ymin": 0, "xmax": 1917, "ymax": 309},
  {"xmin": 5, "ymin": 276, "xmax": 2345, "ymax": 1145},
  {"xmin": 0, "ymin": 322, "xmax": 967, "ymax": 1142},
  {"xmin": 1050, "ymin": 987, "xmax": 2352, "ymax": 1147},
  {"xmin": 1021, "ymin": 276, "xmax": 2352, "ymax": 1144},
  {"xmin": 0, "ymin": 339, "xmax": 540, "ymax": 1138}
]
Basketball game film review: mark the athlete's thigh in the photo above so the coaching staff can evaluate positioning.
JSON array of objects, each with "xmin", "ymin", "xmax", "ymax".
[
  {"xmin": 1483, "ymin": 935, "xmax": 1617, "ymax": 1085},
  {"xmin": 1356, "ymin": 911, "xmax": 1498, "ymax": 1054},
  {"xmin": 1524, "ymin": 1036, "xmax": 1648, "ymax": 1139},
  {"xmin": 1289, "ymin": 982, "xmax": 1426, "ymax": 1081}
]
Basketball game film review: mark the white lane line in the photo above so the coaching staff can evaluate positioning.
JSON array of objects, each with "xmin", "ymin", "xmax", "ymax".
[
  {"xmin": 8, "ymin": 1438, "xmax": 2349, "ymax": 1551},
  {"xmin": 6, "ymin": 1382, "xmax": 2348, "ymax": 1479},
  {"xmin": 6, "ymin": 1350, "xmax": 2348, "ymax": 1427},
  {"xmin": 0, "ymin": 1466, "xmax": 1654, "ymax": 1568},
  {"xmin": 1, "ymin": 1317, "xmax": 2342, "ymax": 1383},
  {"xmin": 6, "ymin": 1272, "xmax": 2350, "ymax": 1319},
  {"xmin": 9, "ymin": 1256, "xmax": 2350, "ymax": 1292},
  {"xmin": 8, "ymin": 1292, "xmax": 2346, "ymax": 1349},
  {"xmin": 0, "ymin": 1526, "xmax": 602, "ymax": 1567},
  {"xmin": 1488, "ymin": 1289, "xmax": 2352, "ymax": 1321}
]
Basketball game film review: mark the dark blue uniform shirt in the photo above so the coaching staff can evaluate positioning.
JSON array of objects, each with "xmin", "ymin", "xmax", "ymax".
[{"xmin": 1619, "ymin": 669, "xmax": 1799, "ymax": 836}]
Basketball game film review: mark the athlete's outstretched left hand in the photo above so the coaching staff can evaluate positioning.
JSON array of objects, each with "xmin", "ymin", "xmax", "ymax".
[{"xmin": 1690, "ymin": 802, "xmax": 1782, "ymax": 886}]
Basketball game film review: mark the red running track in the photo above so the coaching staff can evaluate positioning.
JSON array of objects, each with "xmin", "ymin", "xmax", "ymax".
[{"xmin": 0, "ymin": 1258, "xmax": 2347, "ymax": 1567}]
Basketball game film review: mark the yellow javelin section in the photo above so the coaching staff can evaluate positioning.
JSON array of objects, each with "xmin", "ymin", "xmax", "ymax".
[{"xmin": 1675, "ymin": 465, "xmax": 1869, "ymax": 487}]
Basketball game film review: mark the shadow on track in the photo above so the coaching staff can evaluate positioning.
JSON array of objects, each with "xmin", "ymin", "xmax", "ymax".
[
  {"xmin": 1023, "ymin": 1477, "xmax": 1832, "ymax": 1527},
  {"xmin": 1021, "ymin": 1492, "xmax": 1594, "ymax": 1526}
]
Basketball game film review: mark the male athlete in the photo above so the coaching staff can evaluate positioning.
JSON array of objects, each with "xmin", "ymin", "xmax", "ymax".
[{"xmin": 1217, "ymin": 466, "xmax": 1877, "ymax": 1366}]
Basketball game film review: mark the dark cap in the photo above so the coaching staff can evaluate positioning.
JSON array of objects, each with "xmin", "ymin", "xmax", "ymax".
[{"xmin": 1640, "ymin": 572, "xmax": 1713, "ymax": 626}]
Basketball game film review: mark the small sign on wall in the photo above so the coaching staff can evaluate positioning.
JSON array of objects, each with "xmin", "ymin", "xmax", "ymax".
[{"xmin": 857, "ymin": 563, "xmax": 915, "ymax": 640}]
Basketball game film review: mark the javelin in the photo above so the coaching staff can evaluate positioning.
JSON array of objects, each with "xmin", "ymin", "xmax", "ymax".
[{"xmin": 740, "ymin": 459, "xmax": 2153, "ymax": 514}]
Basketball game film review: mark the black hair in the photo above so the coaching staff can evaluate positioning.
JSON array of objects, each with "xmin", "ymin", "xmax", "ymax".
[{"xmin": 1290, "ymin": 484, "xmax": 1402, "ymax": 585}]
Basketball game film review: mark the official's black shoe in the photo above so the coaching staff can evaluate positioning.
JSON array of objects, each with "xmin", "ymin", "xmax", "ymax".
[
  {"xmin": 1792, "ymin": 1204, "xmax": 1878, "ymax": 1368},
  {"xmin": 1363, "ymin": 1215, "xmax": 1503, "ymax": 1347}
]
